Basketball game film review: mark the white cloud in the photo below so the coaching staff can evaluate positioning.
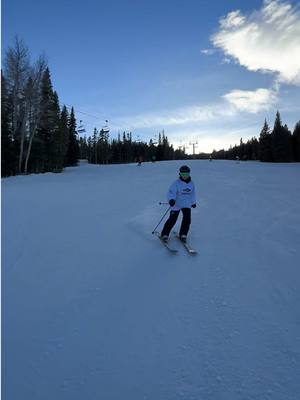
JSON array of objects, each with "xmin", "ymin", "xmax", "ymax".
[
  {"xmin": 219, "ymin": 10, "xmax": 246, "ymax": 29},
  {"xmin": 221, "ymin": 57, "xmax": 231, "ymax": 64},
  {"xmin": 201, "ymin": 49, "xmax": 216, "ymax": 55},
  {"xmin": 223, "ymin": 88, "xmax": 278, "ymax": 113},
  {"xmin": 113, "ymin": 86, "xmax": 278, "ymax": 131},
  {"xmin": 212, "ymin": 0, "xmax": 300, "ymax": 85}
]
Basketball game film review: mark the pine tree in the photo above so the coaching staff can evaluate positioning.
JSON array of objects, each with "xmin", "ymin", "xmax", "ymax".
[
  {"xmin": 87, "ymin": 136, "xmax": 93, "ymax": 163},
  {"xmin": 249, "ymin": 137, "xmax": 259, "ymax": 160},
  {"xmin": 292, "ymin": 121, "xmax": 300, "ymax": 161},
  {"xmin": 98, "ymin": 128, "xmax": 110, "ymax": 164},
  {"xmin": 34, "ymin": 68, "xmax": 55, "ymax": 172},
  {"xmin": 238, "ymin": 138, "xmax": 246, "ymax": 160},
  {"xmin": 78, "ymin": 136, "xmax": 89, "ymax": 159},
  {"xmin": 91, "ymin": 128, "xmax": 98, "ymax": 164},
  {"xmin": 66, "ymin": 107, "xmax": 79, "ymax": 166},
  {"xmin": 259, "ymin": 119, "xmax": 272, "ymax": 162},
  {"xmin": 271, "ymin": 111, "xmax": 293, "ymax": 162},
  {"xmin": 60, "ymin": 106, "xmax": 69, "ymax": 167},
  {"xmin": 49, "ymin": 92, "xmax": 64, "ymax": 172},
  {"xmin": 283, "ymin": 124, "xmax": 293, "ymax": 161}
]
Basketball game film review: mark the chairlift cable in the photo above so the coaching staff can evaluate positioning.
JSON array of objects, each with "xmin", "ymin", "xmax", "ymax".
[
  {"xmin": 64, "ymin": 104, "xmax": 112, "ymax": 135},
  {"xmin": 64, "ymin": 104, "xmax": 109, "ymax": 121}
]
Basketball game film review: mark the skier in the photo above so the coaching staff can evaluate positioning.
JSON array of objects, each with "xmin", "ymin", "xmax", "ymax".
[
  {"xmin": 137, "ymin": 155, "xmax": 143, "ymax": 166},
  {"xmin": 160, "ymin": 165, "xmax": 196, "ymax": 243}
]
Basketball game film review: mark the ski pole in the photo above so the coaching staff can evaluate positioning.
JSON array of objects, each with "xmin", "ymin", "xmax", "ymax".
[
  {"xmin": 158, "ymin": 202, "xmax": 169, "ymax": 205},
  {"xmin": 151, "ymin": 206, "xmax": 171, "ymax": 234}
]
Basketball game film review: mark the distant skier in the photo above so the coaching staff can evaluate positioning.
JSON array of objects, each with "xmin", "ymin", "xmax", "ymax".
[
  {"xmin": 137, "ymin": 155, "xmax": 143, "ymax": 166},
  {"xmin": 160, "ymin": 165, "xmax": 196, "ymax": 243}
]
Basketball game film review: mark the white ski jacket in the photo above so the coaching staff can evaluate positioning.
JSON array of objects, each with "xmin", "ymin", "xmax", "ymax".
[{"xmin": 167, "ymin": 178, "xmax": 196, "ymax": 211}]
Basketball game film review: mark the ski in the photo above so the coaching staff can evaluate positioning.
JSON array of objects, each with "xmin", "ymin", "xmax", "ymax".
[
  {"xmin": 154, "ymin": 232, "xmax": 178, "ymax": 253},
  {"xmin": 173, "ymin": 232, "xmax": 197, "ymax": 254}
]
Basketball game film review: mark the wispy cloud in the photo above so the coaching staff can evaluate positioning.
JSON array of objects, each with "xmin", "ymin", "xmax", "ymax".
[
  {"xmin": 223, "ymin": 87, "xmax": 278, "ymax": 113},
  {"xmin": 112, "ymin": 103, "xmax": 236, "ymax": 131},
  {"xmin": 211, "ymin": 0, "xmax": 300, "ymax": 85},
  {"xmin": 219, "ymin": 10, "xmax": 246, "ymax": 29},
  {"xmin": 113, "ymin": 85, "xmax": 278, "ymax": 131},
  {"xmin": 201, "ymin": 49, "xmax": 216, "ymax": 55},
  {"xmin": 108, "ymin": 98, "xmax": 271, "ymax": 153}
]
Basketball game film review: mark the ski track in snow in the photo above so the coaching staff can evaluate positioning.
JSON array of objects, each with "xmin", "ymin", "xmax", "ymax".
[{"xmin": 2, "ymin": 160, "xmax": 300, "ymax": 400}]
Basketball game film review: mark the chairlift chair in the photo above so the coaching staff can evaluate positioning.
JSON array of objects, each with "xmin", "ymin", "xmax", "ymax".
[
  {"xmin": 102, "ymin": 120, "xmax": 110, "ymax": 134},
  {"xmin": 77, "ymin": 120, "xmax": 86, "ymax": 134}
]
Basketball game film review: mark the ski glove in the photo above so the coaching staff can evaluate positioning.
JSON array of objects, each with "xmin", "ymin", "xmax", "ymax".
[
  {"xmin": 192, "ymin": 204, "xmax": 197, "ymax": 208},
  {"xmin": 169, "ymin": 199, "xmax": 176, "ymax": 207}
]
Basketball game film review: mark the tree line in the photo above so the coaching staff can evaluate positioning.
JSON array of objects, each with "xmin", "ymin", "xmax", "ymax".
[
  {"xmin": 1, "ymin": 38, "xmax": 185, "ymax": 177},
  {"xmin": 78, "ymin": 130, "xmax": 186, "ymax": 164},
  {"xmin": 210, "ymin": 112, "xmax": 300, "ymax": 162},
  {"xmin": 2, "ymin": 39, "xmax": 299, "ymax": 178},
  {"xmin": 1, "ymin": 37, "xmax": 79, "ymax": 178}
]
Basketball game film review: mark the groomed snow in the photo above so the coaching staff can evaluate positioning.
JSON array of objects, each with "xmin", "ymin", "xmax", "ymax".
[{"xmin": 2, "ymin": 159, "xmax": 300, "ymax": 399}]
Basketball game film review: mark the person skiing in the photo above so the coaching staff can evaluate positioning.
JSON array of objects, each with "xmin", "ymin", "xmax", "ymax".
[
  {"xmin": 160, "ymin": 165, "xmax": 196, "ymax": 243},
  {"xmin": 137, "ymin": 155, "xmax": 143, "ymax": 166}
]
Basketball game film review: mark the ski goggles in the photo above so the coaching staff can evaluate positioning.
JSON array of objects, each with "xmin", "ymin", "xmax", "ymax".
[{"xmin": 179, "ymin": 172, "xmax": 190, "ymax": 178}]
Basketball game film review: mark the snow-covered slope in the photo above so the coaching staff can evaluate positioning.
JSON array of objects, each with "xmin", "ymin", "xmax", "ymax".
[{"xmin": 2, "ymin": 160, "xmax": 300, "ymax": 400}]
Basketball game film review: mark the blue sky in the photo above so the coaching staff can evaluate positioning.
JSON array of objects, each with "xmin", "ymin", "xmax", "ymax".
[{"xmin": 2, "ymin": 0, "xmax": 300, "ymax": 153}]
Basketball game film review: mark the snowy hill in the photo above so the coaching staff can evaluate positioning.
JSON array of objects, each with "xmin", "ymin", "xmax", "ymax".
[{"xmin": 2, "ymin": 159, "xmax": 300, "ymax": 400}]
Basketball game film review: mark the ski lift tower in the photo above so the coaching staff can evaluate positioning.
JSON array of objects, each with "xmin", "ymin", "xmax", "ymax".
[{"xmin": 189, "ymin": 141, "xmax": 198, "ymax": 158}]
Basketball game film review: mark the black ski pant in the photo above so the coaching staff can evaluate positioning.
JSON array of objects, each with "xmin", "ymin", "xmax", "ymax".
[{"xmin": 161, "ymin": 208, "xmax": 191, "ymax": 237}]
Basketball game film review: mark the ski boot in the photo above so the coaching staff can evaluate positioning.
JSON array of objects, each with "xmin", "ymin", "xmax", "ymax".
[
  {"xmin": 179, "ymin": 235, "xmax": 187, "ymax": 243},
  {"xmin": 160, "ymin": 235, "xmax": 169, "ymax": 243}
]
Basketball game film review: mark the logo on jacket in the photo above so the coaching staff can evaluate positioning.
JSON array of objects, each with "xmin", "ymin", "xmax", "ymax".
[{"xmin": 182, "ymin": 188, "xmax": 191, "ymax": 194}]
